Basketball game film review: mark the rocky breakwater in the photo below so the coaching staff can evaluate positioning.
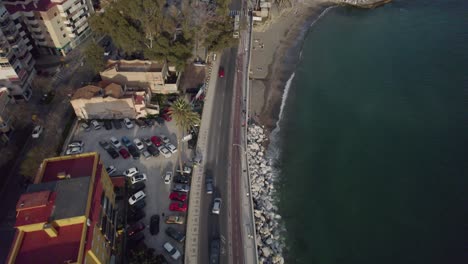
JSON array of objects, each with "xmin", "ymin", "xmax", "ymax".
[
  {"xmin": 335, "ymin": 0, "xmax": 392, "ymax": 8},
  {"xmin": 247, "ymin": 124, "xmax": 285, "ymax": 264}
]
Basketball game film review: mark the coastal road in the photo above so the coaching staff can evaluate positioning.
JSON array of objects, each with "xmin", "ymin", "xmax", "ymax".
[{"xmin": 198, "ymin": 47, "xmax": 238, "ymax": 264}]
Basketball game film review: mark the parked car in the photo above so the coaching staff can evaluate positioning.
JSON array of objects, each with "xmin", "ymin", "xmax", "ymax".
[
  {"xmin": 124, "ymin": 118, "xmax": 133, "ymax": 128},
  {"xmin": 106, "ymin": 148, "xmax": 119, "ymax": 159},
  {"xmin": 99, "ymin": 140, "xmax": 111, "ymax": 150},
  {"xmin": 165, "ymin": 143, "xmax": 177, "ymax": 153},
  {"xmin": 127, "ymin": 209, "xmax": 145, "ymax": 223},
  {"xmin": 91, "ymin": 120, "xmax": 101, "ymax": 130},
  {"xmin": 161, "ymin": 114, "xmax": 172, "ymax": 122},
  {"xmin": 128, "ymin": 232, "xmax": 145, "ymax": 245},
  {"xmin": 165, "ymin": 215, "xmax": 185, "ymax": 225},
  {"xmin": 104, "ymin": 120, "xmax": 112, "ymax": 130},
  {"xmin": 119, "ymin": 148, "xmax": 130, "ymax": 159},
  {"xmin": 124, "ymin": 167, "xmax": 139, "ymax": 177},
  {"xmin": 65, "ymin": 146, "xmax": 83, "ymax": 155},
  {"xmin": 155, "ymin": 117, "xmax": 165, "ymax": 125},
  {"xmin": 128, "ymin": 145, "xmax": 140, "ymax": 159},
  {"xmin": 173, "ymin": 184, "xmax": 190, "ymax": 193},
  {"xmin": 210, "ymin": 239, "xmax": 221, "ymax": 264},
  {"xmin": 31, "ymin": 125, "xmax": 43, "ymax": 138},
  {"xmin": 135, "ymin": 119, "xmax": 146, "ymax": 128},
  {"xmin": 129, "ymin": 182, "xmax": 145, "ymax": 195},
  {"xmin": 112, "ymin": 119, "xmax": 122, "ymax": 129},
  {"xmin": 129, "ymin": 190, "xmax": 146, "ymax": 205},
  {"xmin": 205, "ymin": 176, "xmax": 213, "ymax": 194},
  {"xmin": 169, "ymin": 192, "xmax": 187, "ymax": 202},
  {"xmin": 133, "ymin": 138, "xmax": 145, "ymax": 151},
  {"xmin": 106, "ymin": 165, "xmax": 117, "ymax": 175},
  {"xmin": 131, "ymin": 173, "xmax": 147, "ymax": 184},
  {"xmin": 169, "ymin": 202, "xmax": 187, "ymax": 212},
  {"xmin": 147, "ymin": 145, "xmax": 160, "ymax": 157},
  {"xmin": 131, "ymin": 200, "xmax": 146, "ymax": 210},
  {"xmin": 212, "ymin": 198, "xmax": 222, "ymax": 214},
  {"xmin": 151, "ymin": 136, "xmax": 162, "ymax": 147},
  {"xmin": 165, "ymin": 227, "xmax": 186, "ymax": 242},
  {"xmin": 110, "ymin": 136, "xmax": 121, "ymax": 148},
  {"xmin": 173, "ymin": 175, "xmax": 190, "ymax": 184},
  {"xmin": 143, "ymin": 137, "xmax": 153, "ymax": 146},
  {"xmin": 121, "ymin": 136, "xmax": 132, "ymax": 147},
  {"xmin": 158, "ymin": 146, "xmax": 172, "ymax": 158},
  {"xmin": 176, "ymin": 165, "xmax": 192, "ymax": 175},
  {"xmin": 142, "ymin": 150, "xmax": 151, "ymax": 159},
  {"xmin": 161, "ymin": 135, "xmax": 170, "ymax": 144},
  {"xmin": 81, "ymin": 122, "xmax": 91, "ymax": 131},
  {"xmin": 144, "ymin": 119, "xmax": 155, "ymax": 127},
  {"xmin": 68, "ymin": 140, "xmax": 84, "ymax": 148},
  {"xmin": 164, "ymin": 171, "xmax": 173, "ymax": 184},
  {"xmin": 163, "ymin": 242, "xmax": 181, "ymax": 260},
  {"xmin": 127, "ymin": 222, "xmax": 145, "ymax": 237},
  {"xmin": 150, "ymin": 214, "xmax": 160, "ymax": 235}
]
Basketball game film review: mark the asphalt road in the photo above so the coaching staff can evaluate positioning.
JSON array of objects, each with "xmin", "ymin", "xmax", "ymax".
[{"xmin": 198, "ymin": 47, "xmax": 238, "ymax": 264}]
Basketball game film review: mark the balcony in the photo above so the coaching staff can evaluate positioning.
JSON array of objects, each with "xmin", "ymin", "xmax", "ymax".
[
  {"xmin": 68, "ymin": 33, "xmax": 76, "ymax": 38},
  {"xmin": 25, "ymin": 19, "xmax": 38, "ymax": 25},
  {"xmin": 75, "ymin": 16, "xmax": 87, "ymax": 28},
  {"xmin": 30, "ymin": 26, "xmax": 42, "ymax": 32},
  {"xmin": 71, "ymin": 9, "xmax": 85, "ymax": 21}
]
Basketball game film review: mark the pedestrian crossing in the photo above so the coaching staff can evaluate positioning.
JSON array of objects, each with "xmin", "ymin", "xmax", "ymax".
[{"xmin": 229, "ymin": 10, "xmax": 241, "ymax": 17}]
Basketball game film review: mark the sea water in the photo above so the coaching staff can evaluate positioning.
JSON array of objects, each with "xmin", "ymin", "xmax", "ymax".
[{"xmin": 275, "ymin": 0, "xmax": 468, "ymax": 263}]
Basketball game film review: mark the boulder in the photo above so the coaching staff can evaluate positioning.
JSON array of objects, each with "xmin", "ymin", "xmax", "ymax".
[{"xmin": 261, "ymin": 247, "xmax": 272, "ymax": 258}]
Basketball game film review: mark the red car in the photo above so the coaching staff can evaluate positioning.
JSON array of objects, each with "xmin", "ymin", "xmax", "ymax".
[
  {"xmin": 218, "ymin": 67, "xmax": 225, "ymax": 78},
  {"xmin": 151, "ymin": 136, "xmax": 162, "ymax": 147},
  {"xmin": 119, "ymin": 148, "xmax": 130, "ymax": 159},
  {"xmin": 169, "ymin": 202, "xmax": 187, "ymax": 212},
  {"xmin": 127, "ymin": 222, "xmax": 145, "ymax": 237},
  {"xmin": 162, "ymin": 114, "xmax": 172, "ymax": 122},
  {"xmin": 169, "ymin": 192, "xmax": 187, "ymax": 202}
]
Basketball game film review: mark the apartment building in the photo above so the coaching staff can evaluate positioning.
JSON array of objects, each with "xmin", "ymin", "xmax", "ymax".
[
  {"xmin": 0, "ymin": 87, "xmax": 14, "ymax": 144},
  {"xmin": 100, "ymin": 59, "xmax": 181, "ymax": 94},
  {"xmin": 7, "ymin": 153, "xmax": 119, "ymax": 264},
  {"xmin": 3, "ymin": 0, "xmax": 94, "ymax": 56},
  {"xmin": 0, "ymin": 4, "xmax": 36, "ymax": 101}
]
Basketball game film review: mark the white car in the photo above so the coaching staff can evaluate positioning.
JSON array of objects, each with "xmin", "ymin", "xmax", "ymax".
[
  {"xmin": 212, "ymin": 198, "xmax": 222, "ymax": 214},
  {"xmin": 128, "ymin": 190, "xmax": 146, "ymax": 205},
  {"xmin": 164, "ymin": 171, "xmax": 172, "ymax": 184},
  {"xmin": 32, "ymin": 125, "xmax": 43, "ymax": 138},
  {"xmin": 143, "ymin": 137, "xmax": 153, "ymax": 146},
  {"xmin": 158, "ymin": 146, "xmax": 172, "ymax": 158},
  {"xmin": 110, "ymin": 137, "xmax": 121, "ymax": 148},
  {"xmin": 142, "ymin": 150, "xmax": 151, "ymax": 160},
  {"xmin": 65, "ymin": 146, "xmax": 83, "ymax": 155},
  {"xmin": 161, "ymin": 135, "xmax": 170, "ymax": 144},
  {"xmin": 68, "ymin": 140, "xmax": 84, "ymax": 148},
  {"xmin": 163, "ymin": 242, "xmax": 181, "ymax": 260},
  {"xmin": 176, "ymin": 165, "xmax": 192, "ymax": 175},
  {"xmin": 165, "ymin": 143, "xmax": 177, "ymax": 153},
  {"xmin": 131, "ymin": 173, "xmax": 147, "ymax": 184},
  {"xmin": 133, "ymin": 138, "xmax": 145, "ymax": 151},
  {"xmin": 91, "ymin": 120, "xmax": 101, "ymax": 130},
  {"xmin": 106, "ymin": 165, "xmax": 116, "ymax": 175},
  {"xmin": 124, "ymin": 118, "xmax": 133, "ymax": 129},
  {"xmin": 124, "ymin": 167, "xmax": 139, "ymax": 177}
]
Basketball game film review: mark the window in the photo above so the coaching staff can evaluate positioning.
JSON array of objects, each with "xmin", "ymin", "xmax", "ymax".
[
  {"xmin": 54, "ymin": 12, "xmax": 57, "ymax": 17},
  {"xmin": 0, "ymin": 62, "xmax": 11, "ymax": 67},
  {"xmin": 60, "ymin": 27, "xmax": 63, "ymax": 31},
  {"xmin": 63, "ymin": 34, "xmax": 66, "ymax": 38}
]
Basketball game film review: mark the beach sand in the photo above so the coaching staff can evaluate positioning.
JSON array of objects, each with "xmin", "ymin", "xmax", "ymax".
[{"xmin": 249, "ymin": 1, "xmax": 331, "ymax": 132}]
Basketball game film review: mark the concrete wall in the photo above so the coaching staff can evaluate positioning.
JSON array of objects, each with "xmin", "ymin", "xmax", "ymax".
[{"xmin": 71, "ymin": 96, "xmax": 137, "ymax": 120}]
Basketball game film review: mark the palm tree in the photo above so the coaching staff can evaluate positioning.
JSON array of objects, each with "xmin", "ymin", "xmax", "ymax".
[{"xmin": 168, "ymin": 98, "xmax": 201, "ymax": 172}]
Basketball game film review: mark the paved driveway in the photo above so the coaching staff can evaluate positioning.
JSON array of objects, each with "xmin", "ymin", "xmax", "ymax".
[{"xmin": 71, "ymin": 120, "xmax": 190, "ymax": 263}]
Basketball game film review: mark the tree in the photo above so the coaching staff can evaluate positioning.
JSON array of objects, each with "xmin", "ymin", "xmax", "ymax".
[
  {"xmin": 19, "ymin": 146, "xmax": 43, "ymax": 180},
  {"xmin": 169, "ymin": 98, "xmax": 200, "ymax": 171},
  {"xmin": 84, "ymin": 42, "xmax": 106, "ymax": 73}
]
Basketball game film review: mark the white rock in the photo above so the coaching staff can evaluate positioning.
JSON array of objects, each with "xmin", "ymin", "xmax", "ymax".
[{"xmin": 261, "ymin": 247, "xmax": 272, "ymax": 258}]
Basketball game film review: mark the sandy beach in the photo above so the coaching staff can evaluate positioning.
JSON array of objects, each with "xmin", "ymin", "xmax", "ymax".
[{"xmin": 249, "ymin": 0, "xmax": 331, "ymax": 132}]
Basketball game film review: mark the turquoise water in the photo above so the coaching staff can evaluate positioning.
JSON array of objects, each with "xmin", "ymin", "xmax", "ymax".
[{"xmin": 277, "ymin": 1, "xmax": 468, "ymax": 263}]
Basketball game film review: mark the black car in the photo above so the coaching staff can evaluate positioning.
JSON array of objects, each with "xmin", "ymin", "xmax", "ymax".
[
  {"xmin": 165, "ymin": 227, "xmax": 185, "ymax": 242},
  {"xmin": 99, "ymin": 140, "xmax": 110, "ymax": 150},
  {"xmin": 173, "ymin": 175, "xmax": 190, "ymax": 184},
  {"xmin": 210, "ymin": 239, "xmax": 220, "ymax": 264},
  {"xmin": 112, "ymin": 119, "xmax": 122, "ymax": 129},
  {"xmin": 150, "ymin": 214, "xmax": 160, "ymax": 235},
  {"xmin": 39, "ymin": 91, "xmax": 55, "ymax": 104},
  {"xmin": 188, "ymin": 138, "xmax": 197, "ymax": 149},
  {"xmin": 104, "ymin": 120, "xmax": 112, "ymax": 130},
  {"xmin": 127, "ymin": 209, "xmax": 145, "ymax": 223},
  {"xmin": 135, "ymin": 119, "xmax": 147, "ymax": 128},
  {"xmin": 129, "ymin": 182, "xmax": 145, "ymax": 195},
  {"xmin": 186, "ymin": 88, "xmax": 199, "ymax": 94},
  {"xmin": 128, "ymin": 232, "xmax": 145, "ymax": 248},
  {"xmin": 144, "ymin": 119, "xmax": 155, "ymax": 127},
  {"xmin": 106, "ymin": 148, "xmax": 119, "ymax": 159},
  {"xmin": 147, "ymin": 145, "xmax": 160, "ymax": 157},
  {"xmin": 131, "ymin": 200, "xmax": 146, "ymax": 210},
  {"xmin": 128, "ymin": 145, "xmax": 140, "ymax": 159},
  {"xmin": 155, "ymin": 117, "xmax": 165, "ymax": 125}
]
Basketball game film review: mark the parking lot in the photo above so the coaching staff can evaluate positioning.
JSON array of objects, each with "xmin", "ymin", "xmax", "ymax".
[{"xmin": 70, "ymin": 119, "xmax": 192, "ymax": 262}]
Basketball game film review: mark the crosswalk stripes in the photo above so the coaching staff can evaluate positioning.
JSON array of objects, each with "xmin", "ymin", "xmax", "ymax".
[{"xmin": 229, "ymin": 10, "xmax": 241, "ymax": 17}]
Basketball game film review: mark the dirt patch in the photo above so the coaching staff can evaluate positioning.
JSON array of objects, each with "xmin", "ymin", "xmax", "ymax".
[{"xmin": 180, "ymin": 64, "xmax": 206, "ymax": 91}]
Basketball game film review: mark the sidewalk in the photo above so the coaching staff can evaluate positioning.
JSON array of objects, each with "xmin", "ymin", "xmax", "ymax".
[{"xmin": 184, "ymin": 58, "xmax": 221, "ymax": 264}]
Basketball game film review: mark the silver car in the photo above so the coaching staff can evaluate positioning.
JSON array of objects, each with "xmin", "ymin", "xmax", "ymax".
[{"xmin": 173, "ymin": 184, "xmax": 190, "ymax": 193}]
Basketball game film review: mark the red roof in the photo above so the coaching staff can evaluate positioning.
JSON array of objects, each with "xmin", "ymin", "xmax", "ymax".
[
  {"xmin": 110, "ymin": 176, "xmax": 125, "ymax": 187},
  {"xmin": 15, "ymin": 192, "xmax": 57, "ymax": 227},
  {"xmin": 40, "ymin": 155, "xmax": 95, "ymax": 182},
  {"xmin": 4, "ymin": 0, "xmax": 62, "ymax": 13},
  {"xmin": 15, "ymin": 223, "xmax": 83, "ymax": 264}
]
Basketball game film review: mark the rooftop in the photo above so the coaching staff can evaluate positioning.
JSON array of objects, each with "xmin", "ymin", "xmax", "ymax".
[
  {"xmin": 52, "ymin": 177, "xmax": 90, "ymax": 220},
  {"xmin": 72, "ymin": 83, "xmax": 124, "ymax": 100},
  {"xmin": 14, "ymin": 223, "xmax": 83, "ymax": 264},
  {"xmin": 15, "ymin": 191, "xmax": 57, "ymax": 227},
  {"xmin": 37, "ymin": 154, "xmax": 96, "ymax": 183},
  {"xmin": 4, "ymin": 0, "xmax": 62, "ymax": 13},
  {"xmin": 104, "ymin": 59, "xmax": 165, "ymax": 73}
]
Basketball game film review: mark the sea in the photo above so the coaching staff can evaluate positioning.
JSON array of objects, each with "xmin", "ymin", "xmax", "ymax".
[{"xmin": 273, "ymin": 0, "xmax": 468, "ymax": 263}]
